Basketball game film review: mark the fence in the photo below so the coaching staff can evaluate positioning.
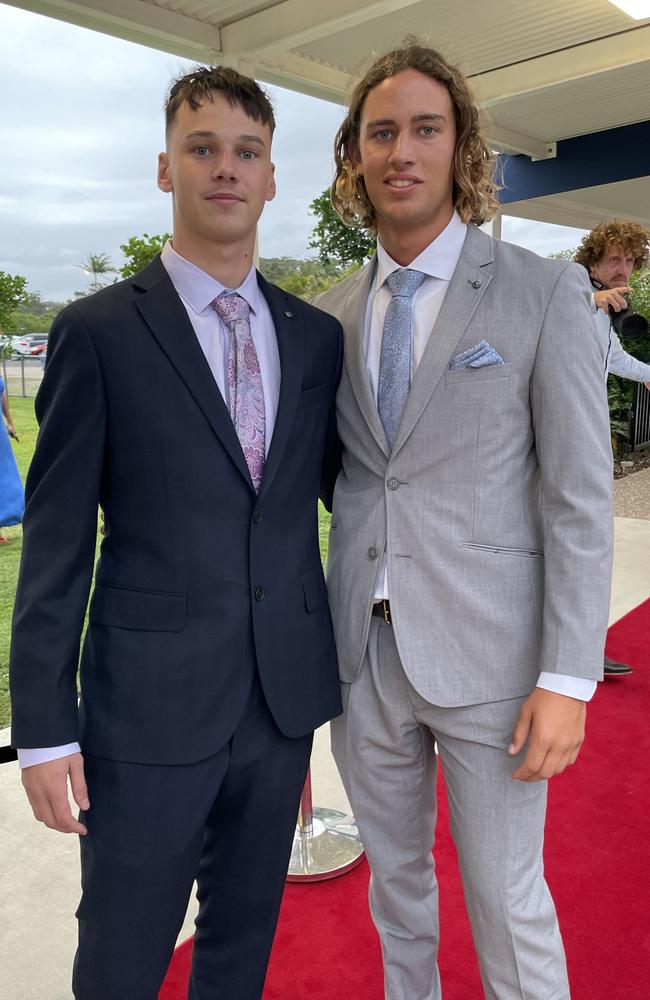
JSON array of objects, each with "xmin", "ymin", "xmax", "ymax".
[
  {"xmin": 629, "ymin": 382, "xmax": 650, "ymax": 450},
  {"xmin": 1, "ymin": 357, "xmax": 44, "ymax": 398}
]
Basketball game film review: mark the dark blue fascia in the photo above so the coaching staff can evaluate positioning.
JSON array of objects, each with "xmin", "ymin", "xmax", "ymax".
[{"xmin": 498, "ymin": 119, "xmax": 650, "ymax": 204}]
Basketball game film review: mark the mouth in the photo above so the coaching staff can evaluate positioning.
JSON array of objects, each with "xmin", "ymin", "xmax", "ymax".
[
  {"xmin": 205, "ymin": 192, "xmax": 244, "ymax": 203},
  {"xmin": 384, "ymin": 175, "xmax": 421, "ymax": 190}
]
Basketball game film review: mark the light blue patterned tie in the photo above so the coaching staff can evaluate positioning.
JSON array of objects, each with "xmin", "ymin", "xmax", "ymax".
[{"xmin": 377, "ymin": 268, "xmax": 425, "ymax": 449}]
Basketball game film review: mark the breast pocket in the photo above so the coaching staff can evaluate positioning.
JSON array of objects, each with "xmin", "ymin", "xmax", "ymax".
[
  {"xmin": 444, "ymin": 363, "xmax": 512, "ymax": 386},
  {"xmin": 296, "ymin": 384, "xmax": 329, "ymax": 408}
]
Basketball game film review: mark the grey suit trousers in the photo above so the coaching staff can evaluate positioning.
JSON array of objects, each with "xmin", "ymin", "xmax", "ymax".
[{"xmin": 331, "ymin": 618, "xmax": 570, "ymax": 1000}]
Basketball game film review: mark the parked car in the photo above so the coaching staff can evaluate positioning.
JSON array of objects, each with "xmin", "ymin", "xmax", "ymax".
[{"xmin": 11, "ymin": 333, "xmax": 49, "ymax": 357}]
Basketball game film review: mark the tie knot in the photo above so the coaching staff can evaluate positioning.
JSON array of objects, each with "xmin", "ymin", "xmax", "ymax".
[
  {"xmin": 385, "ymin": 268, "xmax": 425, "ymax": 299},
  {"xmin": 212, "ymin": 292, "xmax": 250, "ymax": 326}
]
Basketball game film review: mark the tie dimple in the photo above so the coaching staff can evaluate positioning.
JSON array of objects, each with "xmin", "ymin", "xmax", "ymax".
[
  {"xmin": 212, "ymin": 292, "xmax": 266, "ymax": 493},
  {"xmin": 377, "ymin": 268, "xmax": 425, "ymax": 450}
]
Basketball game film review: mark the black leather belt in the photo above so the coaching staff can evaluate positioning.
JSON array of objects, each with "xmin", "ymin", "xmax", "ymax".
[{"xmin": 372, "ymin": 599, "xmax": 392, "ymax": 625}]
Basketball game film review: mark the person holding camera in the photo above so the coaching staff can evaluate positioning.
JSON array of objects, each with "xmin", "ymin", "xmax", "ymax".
[{"xmin": 575, "ymin": 220, "xmax": 650, "ymax": 677}]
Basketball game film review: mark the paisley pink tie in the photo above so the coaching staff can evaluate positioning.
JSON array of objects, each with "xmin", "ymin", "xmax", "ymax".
[{"xmin": 212, "ymin": 293, "xmax": 266, "ymax": 492}]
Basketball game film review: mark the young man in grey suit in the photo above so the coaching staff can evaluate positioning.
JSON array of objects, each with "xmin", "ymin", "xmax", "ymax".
[{"xmin": 315, "ymin": 42, "xmax": 613, "ymax": 1000}]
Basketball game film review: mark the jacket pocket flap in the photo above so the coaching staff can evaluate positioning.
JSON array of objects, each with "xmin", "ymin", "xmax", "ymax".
[
  {"xmin": 301, "ymin": 570, "xmax": 328, "ymax": 613},
  {"xmin": 89, "ymin": 583, "xmax": 186, "ymax": 632}
]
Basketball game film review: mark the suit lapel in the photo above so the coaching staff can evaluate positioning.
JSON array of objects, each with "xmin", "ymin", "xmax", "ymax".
[
  {"xmin": 339, "ymin": 258, "xmax": 390, "ymax": 456},
  {"xmin": 392, "ymin": 225, "xmax": 495, "ymax": 455},
  {"xmin": 133, "ymin": 257, "xmax": 254, "ymax": 490},
  {"xmin": 255, "ymin": 273, "xmax": 303, "ymax": 500}
]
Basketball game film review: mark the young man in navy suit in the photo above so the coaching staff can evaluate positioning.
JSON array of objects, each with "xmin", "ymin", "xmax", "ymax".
[{"xmin": 11, "ymin": 67, "xmax": 342, "ymax": 999}]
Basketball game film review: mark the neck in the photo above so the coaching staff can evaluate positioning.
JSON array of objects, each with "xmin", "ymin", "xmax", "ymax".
[
  {"xmin": 171, "ymin": 233, "xmax": 256, "ymax": 288},
  {"xmin": 378, "ymin": 211, "xmax": 454, "ymax": 267}
]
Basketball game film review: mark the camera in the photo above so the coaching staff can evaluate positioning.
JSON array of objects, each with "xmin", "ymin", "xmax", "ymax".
[{"xmin": 589, "ymin": 276, "xmax": 648, "ymax": 341}]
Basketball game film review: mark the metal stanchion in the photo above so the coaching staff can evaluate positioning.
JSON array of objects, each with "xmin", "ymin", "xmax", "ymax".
[{"xmin": 287, "ymin": 767, "xmax": 364, "ymax": 882}]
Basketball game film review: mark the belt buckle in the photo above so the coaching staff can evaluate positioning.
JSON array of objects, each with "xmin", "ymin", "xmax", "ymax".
[{"xmin": 381, "ymin": 599, "xmax": 391, "ymax": 625}]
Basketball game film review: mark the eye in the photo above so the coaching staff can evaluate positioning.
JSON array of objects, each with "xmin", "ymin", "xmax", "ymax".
[
  {"xmin": 418, "ymin": 125, "xmax": 438, "ymax": 137},
  {"xmin": 193, "ymin": 145, "xmax": 210, "ymax": 157},
  {"xmin": 239, "ymin": 149, "xmax": 258, "ymax": 160},
  {"xmin": 374, "ymin": 129, "xmax": 392, "ymax": 141}
]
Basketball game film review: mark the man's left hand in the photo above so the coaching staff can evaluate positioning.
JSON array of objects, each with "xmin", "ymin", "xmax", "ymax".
[{"xmin": 509, "ymin": 688, "xmax": 586, "ymax": 782}]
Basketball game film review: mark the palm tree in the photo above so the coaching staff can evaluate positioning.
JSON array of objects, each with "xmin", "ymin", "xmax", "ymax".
[{"xmin": 75, "ymin": 253, "xmax": 117, "ymax": 294}]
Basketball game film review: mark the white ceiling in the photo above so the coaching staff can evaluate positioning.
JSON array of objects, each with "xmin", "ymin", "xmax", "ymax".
[{"xmin": 6, "ymin": 0, "xmax": 650, "ymax": 227}]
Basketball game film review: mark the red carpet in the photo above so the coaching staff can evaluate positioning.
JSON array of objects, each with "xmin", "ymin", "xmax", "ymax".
[{"xmin": 160, "ymin": 600, "xmax": 650, "ymax": 999}]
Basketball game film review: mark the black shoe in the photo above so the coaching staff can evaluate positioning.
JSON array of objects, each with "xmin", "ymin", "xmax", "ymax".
[{"xmin": 604, "ymin": 655, "xmax": 634, "ymax": 676}]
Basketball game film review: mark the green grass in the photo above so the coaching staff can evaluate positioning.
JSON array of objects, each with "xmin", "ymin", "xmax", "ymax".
[{"xmin": 0, "ymin": 398, "xmax": 332, "ymax": 730}]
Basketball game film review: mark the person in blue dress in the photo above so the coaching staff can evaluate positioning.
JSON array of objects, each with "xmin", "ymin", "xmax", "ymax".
[{"xmin": 0, "ymin": 375, "xmax": 24, "ymax": 543}]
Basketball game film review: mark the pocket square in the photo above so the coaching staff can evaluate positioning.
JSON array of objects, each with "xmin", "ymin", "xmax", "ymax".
[{"xmin": 449, "ymin": 340, "xmax": 505, "ymax": 370}]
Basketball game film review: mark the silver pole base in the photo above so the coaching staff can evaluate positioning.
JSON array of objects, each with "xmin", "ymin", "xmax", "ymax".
[{"xmin": 287, "ymin": 805, "xmax": 365, "ymax": 882}]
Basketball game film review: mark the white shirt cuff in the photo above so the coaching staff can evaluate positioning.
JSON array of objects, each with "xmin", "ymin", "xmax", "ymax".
[
  {"xmin": 17, "ymin": 743, "xmax": 81, "ymax": 769},
  {"xmin": 537, "ymin": 672, "xmax": 597, "ymax": 702}
]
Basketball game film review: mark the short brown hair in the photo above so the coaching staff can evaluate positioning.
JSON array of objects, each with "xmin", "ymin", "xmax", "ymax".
[
  {"xmin": 332, "ymin": 39, "xmax": 499, "ymax": 232},
  {"xmin": 165, "ymin": 65, "xmax": 275, "ymax": 141},
  {"xmin": 574, "ymin": 220, "xmax": 650, "ymax": 273}
]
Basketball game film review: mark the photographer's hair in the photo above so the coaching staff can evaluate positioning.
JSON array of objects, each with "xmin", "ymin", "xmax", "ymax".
[
  {"xmin": 574, "ymin": 220, "xmax": 650, "ymax": 273},
  {"xmin": 164, "ymin": 65, "xmax": 275, "ymax": 143},
  {"xmin": 332, "ymin": 39, "xmax": 499, "ymax": 232}
]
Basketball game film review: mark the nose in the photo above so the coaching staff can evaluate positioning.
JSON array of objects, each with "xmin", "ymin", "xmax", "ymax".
[
  {"xmin": 212, "ymin": 149, "xmax": 238, "ymax": 180},
  {"xmin": 388, "ymin": 131, "xmax": 416, "ymax": 167}
]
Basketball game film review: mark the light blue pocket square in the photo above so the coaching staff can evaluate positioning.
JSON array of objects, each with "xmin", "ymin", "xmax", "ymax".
[{"xmin": 449, "ymin": 340, "xmax": 505, "ymax": 370}]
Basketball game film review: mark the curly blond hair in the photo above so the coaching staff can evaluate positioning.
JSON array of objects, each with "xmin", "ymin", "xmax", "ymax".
[
  {"xmin": 574, "ymin": 220, "xmax": 649, "ymax": 273},
  {"xmin": 332, "ymin": 39, "xmax": 499, "ymax": 232}
]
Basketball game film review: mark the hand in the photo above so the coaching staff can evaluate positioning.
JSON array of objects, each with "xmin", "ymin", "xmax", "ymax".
[
  {"xmin": 644, "ymin": 382, "xmax": 650, "ymax": 391},
  {"xmin": 7, "ymin": 421, "xmax": 18, "ymax": 440},
  {"xmin": 593, "ymin": 286, "xmax": 631, "ymax": 313},
  {"xmin": 509, "ymin": 688, "xmax": 586, "ymax": 782},
  {"xmin": 21, "ymin": 753, "xmax": 90, "ymax": 835}
]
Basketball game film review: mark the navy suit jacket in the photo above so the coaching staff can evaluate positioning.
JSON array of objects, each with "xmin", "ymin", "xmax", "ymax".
[{"xmin": 10, "ymin": 256, "xmax": 343, "ymax": 764}]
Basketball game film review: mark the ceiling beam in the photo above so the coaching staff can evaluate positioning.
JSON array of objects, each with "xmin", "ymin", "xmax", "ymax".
[
  {"xmin": 257, "ymin": 51, "xmax": 350, "ymax": 104},
  {"xmin": 3, "ymin": 0, "xmax": 222, "ymax": 56},
  {"xmin": 487, "ymin": 124, "xmax": 556, "ymax": 161},
  {"xmin": 471, "ymin": 24, "xmax": 650, "ymax": 107},
  {"xmin": 221, "ymin": 0, "xmax": 423, "ymax": 58}
]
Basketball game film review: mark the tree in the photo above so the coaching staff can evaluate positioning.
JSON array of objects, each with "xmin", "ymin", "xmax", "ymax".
[
  {"xmin": 308, "ymin": 189, "xmax": 375, "ymax": 268},
  {"xmin": 76, "ymin": 253, "xmax": 117, "ymax": 294},
  {"xmin": 0, "ymin": 271, "xmax": 28, "ymax": 336},
  {"xmin": 120, "ymin": 233, "xmax": 171, "ymax": 278},
  {"xmin": 259, "ymin": 257, "xmax": 355, "ymax": 301}
]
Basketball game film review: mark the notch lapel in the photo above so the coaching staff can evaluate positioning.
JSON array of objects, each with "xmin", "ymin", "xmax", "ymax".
[
  {"xmin": 392, "ymin": 226, "xmax": 495, "ymax": 455},
  {"xmin": 255, "ymin": 274, "xmax": 303, "ymax": 500},
  {"xmin": 133, "ymin": 258, "xmax": 254, "ymax": 490},
  {"xmin": 338, "ymin": 258, "xmax": 390, "ymax": 457}
]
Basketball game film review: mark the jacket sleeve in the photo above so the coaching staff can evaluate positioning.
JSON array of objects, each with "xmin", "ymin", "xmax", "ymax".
[
  {"xmin": 530, "ymin": 262, "xmax": 613, "ymax": 681},
  {"xmin": 320, "ymin": 320, "xmax": 343, "ymax": 512},
  {"xmin": 10, "ymin": 305, "xmax": 106, "ymax": 748}
]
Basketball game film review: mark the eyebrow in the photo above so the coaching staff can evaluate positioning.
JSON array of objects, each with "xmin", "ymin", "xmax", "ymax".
[
  {"xmin": 183, "ymin": 129, "xmax": 267, "ymax": 148},
  {"xmin": 364, "ymin": 113, "xmax": 447, "ymax": 129}
]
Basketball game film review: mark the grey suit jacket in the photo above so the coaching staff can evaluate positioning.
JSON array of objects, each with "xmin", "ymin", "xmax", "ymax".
[{"xmin": 314, "ymin": 225, "xmax": 613, "ymax": 707}]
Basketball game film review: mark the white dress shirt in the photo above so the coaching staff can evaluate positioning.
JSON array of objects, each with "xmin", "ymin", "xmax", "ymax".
[
  {"xmin": 592, "ymin": 303, "xmax": 650, "ymax": 382},
  {"xmin": 18, "ymin": 242, "xmax": 282, "ymax": 768},
  {"xmin": 366, "ymin": 212, "xmax": 595, "ymax": 703}
]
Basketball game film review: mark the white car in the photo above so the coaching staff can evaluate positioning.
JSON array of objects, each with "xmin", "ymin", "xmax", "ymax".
[{"xmin": 11, "ymin": 333, "xmax": 49, "ymax": 357}]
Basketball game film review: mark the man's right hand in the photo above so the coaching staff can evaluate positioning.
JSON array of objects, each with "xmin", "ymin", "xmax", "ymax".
[
  {"xmin": 593, "ymin": 286, "xmax": 632, "ymax": 313},
  {"xmin": 21, "ymin": 753, "xmax": 90, "ymax": 835}
]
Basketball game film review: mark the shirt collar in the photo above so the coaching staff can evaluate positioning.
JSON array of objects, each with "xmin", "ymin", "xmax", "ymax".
[
  {"xmin": 375, "ymin": 211, "xmax": 467, "ymax": 291},
  {"xmin": 160, "ymin": 240, "xmax": 261, "ymax": 315}
]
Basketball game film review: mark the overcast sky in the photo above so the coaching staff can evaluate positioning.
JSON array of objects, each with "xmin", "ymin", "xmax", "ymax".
[{"xmin": 0, "ymin": 3, "xmax": 589, "ymax": 302}]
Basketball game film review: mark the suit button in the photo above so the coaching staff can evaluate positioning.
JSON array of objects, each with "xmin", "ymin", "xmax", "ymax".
[
  {"xmin": 368, "ymin": 546, "xmax": 378, "ymax": 560},
  {"xmin": 387, "ymin": 477, "xmax": 399, "ymax": 491},
  {"xmin": 253, "ymin": 511, "xmax": 262, "ymax": 525},
  {"xmin": 254, "ymin": 586, "xmax": 265, "ymax": 601}
]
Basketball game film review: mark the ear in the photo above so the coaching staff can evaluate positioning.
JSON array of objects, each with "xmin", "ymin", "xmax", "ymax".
[
  {"xmin": 266, "ymin": 161, "xmax": 277, "ymax": 203},
  {"xmin": 157, "ymin": 152, "xmax": 172, "ymax": 194},
  {"xmin": 348, "ymin": 140, "xmax": 363, "ymax": 175}
]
